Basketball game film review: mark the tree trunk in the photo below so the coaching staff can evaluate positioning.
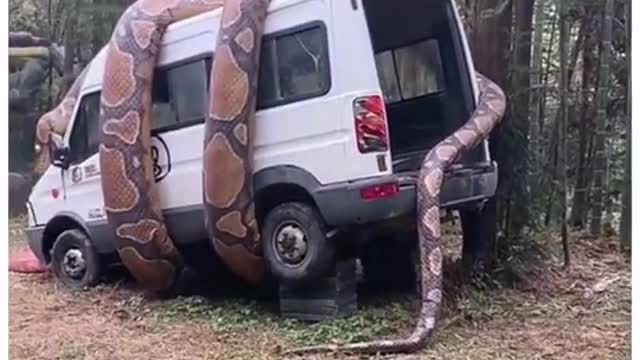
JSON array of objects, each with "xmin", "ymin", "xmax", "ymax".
[
  {"xmin": 620, "ymin": 0, "xmax": 631, "ymax": 250},
  {"xmin": 538, "ymin": 7, "xmax": 557, "ymax": 138},
  {"xmin": 91, "ymin": 0, "xmax": 104, "ymax": 56},
  {"xmin": 559, "ymin": 0, "xmax": 570, "ymax": 268},
  {"xmin": 470, "ymin": 0, "xmax": 512, "ymax": 232},
  {"xmin": 62, "ymin": 1, "xmax": 78, "ymax": 95},
  {"xmin": 508, "ymin": 0, "xmax": 535, "ymax": 237},
  {"xmin": 590, "ymin": 0, "xmax": 613, "ymax": 236},
  {"xmin": 468, "ymin": 0, "xmax": 513, "ymax": 88},
  {"xmin": 530, "ymin": 0, "xmax": 545, "ymax": 148},
  {"xmin": 541, "ymin": 19, "xmax": 583, "ymax": 227},
  {"xmin": 570, "ymin": 6, "xmax": 599, "ymax": 228},
  {"xmin": 48, "ymin": 0, "xmax": 54, "ymax": 109},
  {"xmin": 461, "ymin": 0, "xmax": 513, "ymax": 275}
]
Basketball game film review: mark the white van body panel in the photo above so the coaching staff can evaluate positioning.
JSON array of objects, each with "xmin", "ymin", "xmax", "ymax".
[{"xmin": 28, "ymin": 166, "xmax": 65, "ymax": 227}]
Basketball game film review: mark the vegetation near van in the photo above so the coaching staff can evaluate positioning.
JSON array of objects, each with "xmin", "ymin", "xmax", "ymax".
[{"xmin": 8, "ymin": 0, "xmax": 630, "ymax": 358}]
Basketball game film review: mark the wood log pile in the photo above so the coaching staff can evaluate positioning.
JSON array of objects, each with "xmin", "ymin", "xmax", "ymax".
[
  {"xmin": 9, "ymin": 31, "xmax": 65, "ymax": 111},
  {"xmin": 9, "ymin": 32, "xmax": 51, "ymax": 60},
  {"xmin": 9, "ymin": 31, "xmax": 64, "ymax": 71}
]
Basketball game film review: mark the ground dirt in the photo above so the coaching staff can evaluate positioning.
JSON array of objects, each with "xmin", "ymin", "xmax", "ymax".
[{"xmin": 9, "ymin": 216, "xmax": 631, "ymax": 360}]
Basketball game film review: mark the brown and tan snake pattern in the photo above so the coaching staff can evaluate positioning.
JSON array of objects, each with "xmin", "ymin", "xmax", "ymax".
[
  {"xmin": 287, "ymin": 73, "xmax": 506, "ymax": 355},
  {"xmin": 92, "ymin": 0, "xmax": 505, "ymax": 354},
  {"xmin": 203, "ymin": 0, "xmax": 268, "ymax": 285}
]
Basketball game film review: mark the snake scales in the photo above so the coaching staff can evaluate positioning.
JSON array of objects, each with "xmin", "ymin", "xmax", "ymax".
[{"xmin": 32, "ymin": 0, "xmax": 506, "ymax": 354}]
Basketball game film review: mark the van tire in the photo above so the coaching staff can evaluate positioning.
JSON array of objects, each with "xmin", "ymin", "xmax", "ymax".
[
  {"xmin": 261, "ymin": 202, "xmax": 335, "ymax": 284},
  {"xmin": 51, "ymin": 229, "xmax": 101, "ymax": 289}
]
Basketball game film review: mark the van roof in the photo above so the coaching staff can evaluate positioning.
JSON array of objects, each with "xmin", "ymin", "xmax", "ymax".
[{"xmin": 81, "ymin": 0, "xmax": 306, "ymax": 92}]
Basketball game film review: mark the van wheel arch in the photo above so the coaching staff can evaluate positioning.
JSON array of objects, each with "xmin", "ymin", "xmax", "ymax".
[
  {"xmin": 255, "ymin": 183, "xmax": 318, "ymax": 224},
  {"xmin": 253, "ymin": 166, "xmax": 324, "ymax": 223},
  {"xmin": 41, "ymin": 213, "xmax": 89, "ymax": 264}
]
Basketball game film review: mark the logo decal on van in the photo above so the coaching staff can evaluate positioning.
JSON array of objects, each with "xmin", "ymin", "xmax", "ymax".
[
  {"xmin": 84, "ymin": 164, "xmax": 99, "ymax": 178},
  {"xmin": 71, "ymin": 166, "xmax": 83, "ymax": 183},
  {"xmin": 151, "ymin": 135, "xmax": 171, "ymax": 182}
]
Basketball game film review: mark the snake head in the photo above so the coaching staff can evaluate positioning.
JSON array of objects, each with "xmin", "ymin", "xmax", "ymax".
[{"xmin": 33, "ymin": 130, "xmax": 64, "ymax": 176}]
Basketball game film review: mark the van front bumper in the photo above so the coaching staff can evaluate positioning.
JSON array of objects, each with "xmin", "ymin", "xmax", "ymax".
[
  {"xmin": 26, "ymin": 226, "xmax": 47, "ymax": 263},
  {"xmin": 313, "ymin": 162, "xmax": 498, "ymax": 227}
]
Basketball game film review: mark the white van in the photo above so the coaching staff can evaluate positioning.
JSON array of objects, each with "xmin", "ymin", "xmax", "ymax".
[{"xmin": 27, "ymin": 0, "xmax": 497, "ymax": 287}]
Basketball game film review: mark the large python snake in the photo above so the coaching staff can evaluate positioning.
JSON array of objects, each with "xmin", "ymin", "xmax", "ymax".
[{"xmin": 33, "ymin": 0, "xmax": 506, "ymax": 354}]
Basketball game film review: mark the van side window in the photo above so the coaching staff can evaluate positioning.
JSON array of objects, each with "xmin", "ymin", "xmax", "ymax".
[
  {"xmin": 152, "ymin": 59, "xmax": 210, "ymax": 132},
  {"xmin": 374, "ymin": 51, "xmax": 402, "ymax": 103},
  {"xmin": 69, "ymin": 92, "xmax": 101, "ymax": 164},
  {"xmin": 258, "ymin": 24, "xmax": 330, "ymax": 108},
  {"xmin": 149, "ymin": 22, "xmax": 330, "ymax": 130},
  {"xmin": 375, "ymin": 39, "xmax": 445, "ymax": 103}
]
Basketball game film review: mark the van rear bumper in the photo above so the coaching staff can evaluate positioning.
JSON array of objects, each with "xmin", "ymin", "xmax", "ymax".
[{"xmin": 313, "ymin": 162, "xmax": 498, "ymax": 227}]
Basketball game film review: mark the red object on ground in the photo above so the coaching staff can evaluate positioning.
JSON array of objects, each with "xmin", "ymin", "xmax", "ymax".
[{"xmin": 9, "ymin": 248, "xmax": 48, "ymax": 273}]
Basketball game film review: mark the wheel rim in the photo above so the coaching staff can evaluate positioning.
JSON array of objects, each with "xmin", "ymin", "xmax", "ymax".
[
  {"xmin": 272, "ymin": 221, "xmax": 308, "ymax": 267},
  {"xmin": 62, "ymin": 248, "xmax": 86, "ymax": 279}
]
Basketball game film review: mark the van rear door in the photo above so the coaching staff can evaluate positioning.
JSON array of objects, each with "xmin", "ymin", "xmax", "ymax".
[{"xmin": 361, "ymin": 0, "xmax": 488, "ymax": 172}]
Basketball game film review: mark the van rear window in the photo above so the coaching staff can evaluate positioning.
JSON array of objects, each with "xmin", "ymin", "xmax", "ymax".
[{"xmin": 375, "ymin": 39, "xmax": 445, "ymax": 103}]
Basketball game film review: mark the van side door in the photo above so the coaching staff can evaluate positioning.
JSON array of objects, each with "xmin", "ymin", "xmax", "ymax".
[
  {"xmin": 149, "ymin": 57, "xmax": 211, "ymax": 212},
  {"xmin": 63, "ymin": 92, "xmax": 106, "ymax": 223}
]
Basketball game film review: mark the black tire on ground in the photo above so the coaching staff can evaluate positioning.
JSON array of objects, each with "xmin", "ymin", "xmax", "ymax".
[
  {"xmin": 261, "ymin": 202, "xmax": 336, "ymax": 284},
  {"xmin": 460, "ymin": 200, "xmax": 497, "ymax": 276},
  {"xmin": 51, "ymin": 229, "xmax": 101, "ymax": 289}
]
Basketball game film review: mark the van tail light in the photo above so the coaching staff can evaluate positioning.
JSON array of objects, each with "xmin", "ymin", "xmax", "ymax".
[
  {"xmin": 360, "ymin": 182, "xmax": 399, "ymax": 201},
  {"xmin": 354, "ymin": 95, "xmax": 389, "ymax": 153}
]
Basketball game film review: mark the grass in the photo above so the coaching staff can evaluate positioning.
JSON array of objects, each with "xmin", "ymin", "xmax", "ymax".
[
  {"xmin": 149, "ymin": 294, "xmax": 415, "ymax": 346},
  {"xmin": 8, "ymin": 216, "xmax": 631, "ymax": 359}
]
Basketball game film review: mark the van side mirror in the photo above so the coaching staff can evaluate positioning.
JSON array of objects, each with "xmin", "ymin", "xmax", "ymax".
[{"xmin": 49, "ymin": 134, "xmax": 70, "ymax": 170}]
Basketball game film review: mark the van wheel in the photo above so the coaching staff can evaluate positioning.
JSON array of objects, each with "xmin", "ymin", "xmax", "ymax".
[
  {"xmin": 51, "ymin": 229, "xmax": 101, "ymax": 289},
  {"xmin": 261, "ymin": 202, "xmax": 335, "ymax": 284}
]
